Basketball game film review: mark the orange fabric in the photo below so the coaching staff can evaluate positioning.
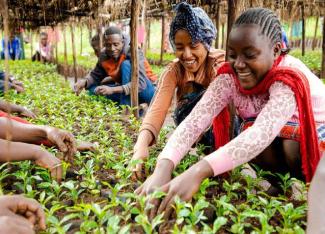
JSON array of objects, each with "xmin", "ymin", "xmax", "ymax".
[
  {"xmin": 144, "ymin": 59, "xmax": 158, "ymax": 82},
  {"xmin": 101, "ymin": 54, "xmax": 126, "ymax": 83}
]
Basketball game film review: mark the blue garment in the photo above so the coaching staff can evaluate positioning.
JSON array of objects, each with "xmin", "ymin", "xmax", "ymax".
[
  {"xmin": 88, "ymin": 60, "xmax": 155, "ymax": 106},
  {"xmin": 282, "ymin": 30, "xmax": 289, "ymax": 48},
  {"xmin": 1, "ymin": 37, "xmax": 22, "ymax": 60},
  {"xmin": 169, "ymin": 2, "xmax": 216, "ymax": 51}
]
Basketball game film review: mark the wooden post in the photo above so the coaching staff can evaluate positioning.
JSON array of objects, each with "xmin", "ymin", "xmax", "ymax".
[
  {"xmin": 88, "ymin": 17, "xmax": 93, "ymax": 43},
  {"xmin": 312, "ymin": 16, "xmax": 319, "ymax": 51},
  {"xmin": 141, "ymin": 0, "xmax": 147, "ymax": 55},
  {"xmin": 226, "ymin": 0, "xmax": 237, "ymax": 59},
  {"xmin": 130, "ymin": 0, "xmax": 140, "ymax": 118},
  {"xmin": 160, "ymin": 14, "xmax": 165, "ymax": 64},
  {"xmin": 301, "ymin": 2, "xmax": 305, "ymax": 56},
  {"xmin": 147, "ymin": 19, "xmax": 151, "ymax": 51},
  {"xmin": 221, "ymin": 23, "xmax": 225, "ymax": 49},
  {"xmin": 1, "ymin": 0, "xmax": 10, "ymax": 93},
  {"xmin": 30, "ymin": 30, "xmax": 33, "ymax": 59},
  {"xmin": 80, "ymin": 23, "xmax": 83, "ymax": 55},
  {"xmin": 63, "ymin": 24, "xmax": 68, "ymax": 81},
  {"xmin": 70, "ymin": 22, "xmax": 78, "ymax": 83},
  {"xmin": 321, "ymin": 17, "xmax": 325, "ymax": 79},
  {"xmin": 215, "ymin": 0, "xmax": 220, "ymax": 48}
]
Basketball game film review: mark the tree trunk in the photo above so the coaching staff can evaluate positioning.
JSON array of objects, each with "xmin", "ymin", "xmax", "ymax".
[
  {"xmin": 221, "ymin": 23, "xmax": 225, "ymax": 49},
  {"xmin": 130, "ymin": 0, "xmax": 140, "ymax": 118},
  {"xmin": 215, "ymin": 0, "xmax": 220, "ymax": 48},
  {"xmin": 301, "ymin": 3, "xmax": 305, "ymax": 56},
  {"xmin": 70, "ymin": 23, "xmax": 78, "ymax": 83},
  {"xmin": 160, "ymin": 14, "xmax": 165, "ymax": 64},
  {"xmin": 147, "ymin": 20, "xmax": 151, "ymax": 51},
  {"xmin": 1, "ymin": 0, "xmax": 10, "ymax": 93},
  {"xmin": 312, "ymin": 16, "xmax": 319, "ymax": 51},
  {"xmin": 141, "ymin": 0, "xmax": 147, "ymax": 55},
  {"xmin": 80, "ymin": 24, "xmax": 83, "ymax": 55},
  {"xmin": 30, "ymin": 30, "xmax": 33, "ymax": 59}
]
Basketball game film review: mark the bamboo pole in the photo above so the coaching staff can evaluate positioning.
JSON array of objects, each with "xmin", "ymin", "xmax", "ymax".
[
  {"xmin": 80, "ymin": 23, "xmax": 83, "ymax": 55},
  {"xmin": 160, "ymin": 14, "xmax": 165, "ymax": 64},
  {"xmin": 321, "ymin": 17, "xmax": 325, "ymax": 79},
  {"xmin": 226, "ymin": 0, "xmax": 237, "ymax": 59},
  {"xmin": 312, "ymin": 16, "xmax": 319, "ymax": 51},
  {"xmin": 215, "ymin": 0, "xmax": 220, "ymax": 48},
  {"xmin": 301, "ymin": 2, "xmax": 305, "ymax": 56},
  {"xmin": 63, "ymin": 24, "xmax": 68, "ymax": 81},
  {"xmin": 30, "ymin": 30, "xmax": 33, "ymax": 59},
  {"xmin": 141, "ymin": 0, "xmax": 147, "ymax": 55},
  {"xmin": 70, "ymin": 22, "xmax": 78, "ymax": 83},
  {"xmin": 130, "ymin": 0, "xmax": 140, "ymax": 118}
]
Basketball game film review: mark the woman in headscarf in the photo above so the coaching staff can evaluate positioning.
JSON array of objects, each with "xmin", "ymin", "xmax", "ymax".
[{"xmin": 130, "ymin": 2, "xmax": 225, "ymax": 180}]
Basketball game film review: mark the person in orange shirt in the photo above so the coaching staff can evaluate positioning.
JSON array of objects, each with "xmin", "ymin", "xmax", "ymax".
[{"xmin": 74, "ymin": 27, "xmax": 156, "ymax": 106}]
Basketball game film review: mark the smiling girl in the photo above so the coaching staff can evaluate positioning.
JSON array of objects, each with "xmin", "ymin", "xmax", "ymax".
[
  {"xmin": 130, "ymin": 2, "xmax": 225, "ymax": 180},
  {"xmin": 135, "ymin": 8, "xmax": 325, "ymax": 218}
]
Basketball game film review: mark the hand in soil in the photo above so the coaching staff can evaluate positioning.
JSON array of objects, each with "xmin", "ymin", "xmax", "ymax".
[
  {"xmin": 0, "ymin": 195, "xmax": 46, "ymax": 232},
  {"xmin": 12, "ymin": 83, "xmax": 25, "ymax": 93},
  {"xmin": 45, "ymin": 127, "xmax": 77, "ymax": 160},
  {"xmin": 18, "ymin": 107, "xmax": 37, "ymax": 119},
  {"xmin": 74, "ymin": 80, "xmax": 86, "ymax": 96},
  {"xmin": 130, "ymin": 146, "xmax": 149, "ymax": 181},
  {"xmin": 34, "ymin": 148, "xmax": 63, "ymax": 182},
  {"xmin": 76, "ymin": 141, "xmax": 98, "ymax": 152}
]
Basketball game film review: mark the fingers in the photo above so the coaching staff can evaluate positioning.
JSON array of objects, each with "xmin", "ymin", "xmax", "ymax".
[
  {"xmin": 157, "ymin": 184, "xmax": 172, "ymax": 214},
  {"xmin": 148, "ymin": 198, "xmax": 160, "ymax": 221},
  {"xmin": 50, "ymin": 163, "xmax": 63, "ymax": 183}
]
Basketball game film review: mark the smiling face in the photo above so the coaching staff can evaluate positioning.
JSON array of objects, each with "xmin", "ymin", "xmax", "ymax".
[
  {"xmin": 174, "ymin": 29, "xmax": 208, "ymax": 73},
  {"xmin": 228, "ymin": 24, "xmax": 282, "ymax": 89},
  {"xmin": 104, "ymin": 34, "xmax": 124, "ymax": 60}
]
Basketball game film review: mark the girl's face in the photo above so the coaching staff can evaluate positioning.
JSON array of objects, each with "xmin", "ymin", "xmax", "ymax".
[
  {"xmin": 174, "ymin": 30, "xmax": 208, "ymax": 73},
  {"xmin": 228, "ymin": 24, "xmax": 282, "ymax": 89}
]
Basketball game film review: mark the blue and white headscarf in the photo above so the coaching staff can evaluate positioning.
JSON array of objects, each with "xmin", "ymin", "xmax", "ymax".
[{"xmin": 169, "ymin": 2, "xmax": 217, "ymax": 51}]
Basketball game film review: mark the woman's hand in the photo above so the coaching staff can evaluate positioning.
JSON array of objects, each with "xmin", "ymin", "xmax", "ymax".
[
  {"xmin": 45, "ymin": 127, "xmax": 77, "ymax": 160},
  {"xmin": 0, "ymin": 195, "xmax": 46, "ymax": 232},
  {"xmin": 157, "ymin": 160, "xmax": 213, "ymax": 219},
  {"xmin": 131, "ymin": 146, "xmax": 149, "ymax": 181},
  {"xmin": 34, "ymin": 148, "xmax": 62, "ymax": 182},
  {"xmin": 18, "ymin": 107, "xmax": 36, "ymax": 119}
]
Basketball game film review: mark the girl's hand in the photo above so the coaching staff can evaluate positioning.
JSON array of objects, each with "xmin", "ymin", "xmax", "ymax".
[
  {"xmin": 45, "ymin": 127, "xmax": 77, "ymax": 160},
  {"xmin": 0, "ymin": 195, "xmax": 46, "ymax": 232},
  {"xmin": 34, "ymin": 148, "xmax": 62, "ymax": 182},
  {"xmin": 131, "ymin": 146, "xmax": 149, "ymax": 181},
  {"xmin": 157, "ymin": 160, "xmax": 214, "ymax": 219}
]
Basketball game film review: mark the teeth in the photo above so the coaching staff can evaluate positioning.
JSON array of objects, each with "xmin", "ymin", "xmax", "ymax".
[
  {"xmin": 184, "ymin": 60, "xmax": 196, "ymax": 65},
  {"xmin": 238, "ymin": 72, "xmax": 251, "ymax": 77}
]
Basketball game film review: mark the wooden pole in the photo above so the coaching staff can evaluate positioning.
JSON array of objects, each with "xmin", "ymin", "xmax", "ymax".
[
  {"xmin": 321, "ymin": 16, "xmax": 325, "ymax": 79},
  {"xmin": 63, "ymin": 24, "xmax": 68, "ymax": 81},
  {"xmin": 226, "ymin": 0, "xmax": 237, "ymax": 59},
  {"xmin": 141, "ymin": 0, "xmax": 147, "ymax": 55},
  {"xmin": 30, "ymin": 30, "xmax": 33, "ymax": 59},
  {"xmin": 160, "ymin": 14, "xmax": 165, "ymax": 64},
  {"xmin": 147, "ymin": 19, "xmax": 151, "ymax": 51},
  {"xmin": 88, "ymin": 17, "xmax": 93, "ymax": 43},
  {"xmin": 312, "ymin": 16, "xmax": 319, "ymax": 51},
  {"xmin": 301, "ymin": 2, "xmax": 305, "ymax": 56},
  {"xmin": 215, "ymin": 0, "xmax": 220, "ymax": 48},
  {"xmin": 221, "ymin": 23, "xmax": 225, "ymax": 49},
  {"xmin": 1, "ymin": 0, "xmax": 10, "ymax": 93},
  {"xmin": 130, "ymin": 0, "xmax": 140, "ymax": 118},
  {"xmin": 55, "ymin": 42, "xmax": 58, "ymax": 64},
  {"xmin": 80, "ymin": 23, "xmax": 83, "ymax": 55},
  {"xmin": 70, "ymin": 22, "xmax": 78, "ymax": 83}
]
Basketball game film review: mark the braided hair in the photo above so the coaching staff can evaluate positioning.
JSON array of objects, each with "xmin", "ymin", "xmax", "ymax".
[{"xmin": 234, "ymin": 8, "xmax": 289, "ymax": 54}]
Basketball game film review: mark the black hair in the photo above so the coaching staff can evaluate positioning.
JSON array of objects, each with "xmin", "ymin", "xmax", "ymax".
[
  {"xmin": 234, "ymin": 8, "xmax": 289, "ymax": 54},
  {"xmin": 104, "ymin": 26, "xmax": 122, "ymax": 38}
]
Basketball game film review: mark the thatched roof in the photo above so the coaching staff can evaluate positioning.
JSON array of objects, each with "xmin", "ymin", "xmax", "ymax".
[{"xmin": 0, "ymin": 0, "xmax": 324, "ymax": 30}]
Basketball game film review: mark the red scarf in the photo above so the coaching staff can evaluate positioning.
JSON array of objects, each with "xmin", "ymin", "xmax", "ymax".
[{"xmin": 212, "ymin": 55, "xmax": 320, "ymax": 182}]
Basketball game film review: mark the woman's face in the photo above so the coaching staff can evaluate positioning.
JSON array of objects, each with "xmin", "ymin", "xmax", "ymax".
[
  {"xmin": 174, "ymin": 30, "xmax": 208, "ymax": 73},
  {"xmin": 228, "ymin": 24, "xmax": 281, "ymax": 89}
]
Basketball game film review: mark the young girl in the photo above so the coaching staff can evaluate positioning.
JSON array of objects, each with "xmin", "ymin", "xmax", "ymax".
[
  {"xmin": 135, "ymin": 8, "xmax": 325, "ymax": 218},
  {"xmin": 131, "ymin": 2, "xmax": 225, "ymax": 180}
]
